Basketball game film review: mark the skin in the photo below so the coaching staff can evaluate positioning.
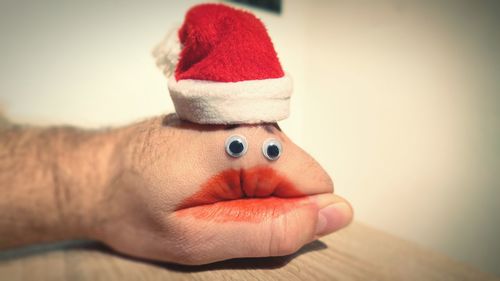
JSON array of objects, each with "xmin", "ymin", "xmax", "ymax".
[{"xmin": 0, "ymin": 114, "xmax": 353, "ymax": 265}]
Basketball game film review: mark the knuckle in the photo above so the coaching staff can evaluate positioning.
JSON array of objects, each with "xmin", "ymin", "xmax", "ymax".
[{"xmin": 267, "ymin": 216, "xmax": 304, "ymax": 257}]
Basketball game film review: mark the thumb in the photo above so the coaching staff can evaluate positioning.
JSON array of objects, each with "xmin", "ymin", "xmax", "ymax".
[{"xmin": 162, "ymin": 193, "xmax": 352, "ymax": 265}]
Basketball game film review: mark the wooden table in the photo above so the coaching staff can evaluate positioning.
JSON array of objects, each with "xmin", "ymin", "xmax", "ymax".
[{"xmin": 0, "ymin": 222, "xmax": 496, "ymax": 281}]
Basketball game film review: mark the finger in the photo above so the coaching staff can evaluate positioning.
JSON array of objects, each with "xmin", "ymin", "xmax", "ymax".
[
  {"xmin": 271, "ymin": 144, "xmax": 335, "ymax": 196},
  {"xmin": 156, "ymin": 193, "xmax": 353, "ymax": 265},
  {"xmin": 310, "ymin": 193, "xmax": 353, "ymax": 238}
]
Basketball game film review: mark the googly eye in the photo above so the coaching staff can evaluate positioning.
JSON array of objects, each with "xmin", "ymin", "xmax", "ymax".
[
  {"xmin": 225, "ymin": 135, "xmax": 248, "ymax": 158},
  {"xmin": 262, "ymin": 138, "xmax": 282, "ymax": 161}
]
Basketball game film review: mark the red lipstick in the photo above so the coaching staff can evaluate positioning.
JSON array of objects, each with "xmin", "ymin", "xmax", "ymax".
[{"xmin": 175, "ymin": 166, "xmax": 310, "ymax": 223}]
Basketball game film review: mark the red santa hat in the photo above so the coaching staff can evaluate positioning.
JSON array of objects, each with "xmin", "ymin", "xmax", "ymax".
[{"xmin": 153, "ymin": 3, "xmax": 292, "ymax": 124}]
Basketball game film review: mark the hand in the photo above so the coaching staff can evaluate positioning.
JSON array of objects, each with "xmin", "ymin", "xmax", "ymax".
[{"xmin": 89, "ymin": 114, "xmax": 353, "ymax": 265}]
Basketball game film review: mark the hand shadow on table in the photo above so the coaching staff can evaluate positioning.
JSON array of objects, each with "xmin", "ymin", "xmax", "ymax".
[{"xmin": 0, "ymin": 239, "xmax": 327, "ymax": 272}]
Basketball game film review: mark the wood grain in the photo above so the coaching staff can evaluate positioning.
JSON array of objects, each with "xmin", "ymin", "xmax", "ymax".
[{"xmin": 0, "ymin": 222, "xmax": 497, "ymax": 281}]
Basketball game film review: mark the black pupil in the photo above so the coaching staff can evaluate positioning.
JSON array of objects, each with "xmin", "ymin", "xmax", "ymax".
[
  {"xmin": 229, "ymin": 140, "xmax": 244, "ymax": 154},
  {"xmin": 267, "ymin": 144, "xmax": 280, "ymax": 158}
]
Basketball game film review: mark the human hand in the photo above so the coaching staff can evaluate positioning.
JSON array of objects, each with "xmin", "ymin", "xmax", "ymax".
[{"xmin": 89, "ymin": 114, "xmax": 353, "ymax": 265}]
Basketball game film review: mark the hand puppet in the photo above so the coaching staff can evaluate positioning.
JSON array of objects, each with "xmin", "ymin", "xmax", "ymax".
[{"xmin": 151, "ymin": 4, "xmax": 335, "ymax": 227}]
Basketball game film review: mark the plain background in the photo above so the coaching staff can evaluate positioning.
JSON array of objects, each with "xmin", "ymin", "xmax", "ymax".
[{"xmin": 0, "ymin": 0, "xmax": 499, "ymax": 276}]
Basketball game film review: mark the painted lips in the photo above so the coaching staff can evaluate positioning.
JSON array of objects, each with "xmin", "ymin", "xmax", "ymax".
[{"xmin": 175, "ymin": 166, "xmax": 311, "ymax": 223}]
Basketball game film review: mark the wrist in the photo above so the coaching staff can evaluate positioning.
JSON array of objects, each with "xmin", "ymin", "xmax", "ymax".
[
  {"xmin": 0, "ymin": 125, "xmax": 122, "ymax": 248},
  {"xmin": 53, "ymin": 127, "xmax": 121, "ymax": 241}
]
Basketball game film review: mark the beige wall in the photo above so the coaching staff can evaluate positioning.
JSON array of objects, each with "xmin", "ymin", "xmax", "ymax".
[
  {"xmin": 302, "ymin": 1, "xmax": 500, "ymax": 275},
  {"xmin": 0, "ymin": 0, "xmax": 499, "ymax": 276}
]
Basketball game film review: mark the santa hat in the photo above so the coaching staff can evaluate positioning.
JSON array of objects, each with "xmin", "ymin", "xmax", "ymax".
[{"xmin": 153, "ymin": 3, "xmax": 292, "ymax": 124}]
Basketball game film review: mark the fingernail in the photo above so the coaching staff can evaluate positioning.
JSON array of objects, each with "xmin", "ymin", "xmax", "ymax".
[{"xmin": 315, "ymin": 202, "xmax": 352, "ymax": 236}]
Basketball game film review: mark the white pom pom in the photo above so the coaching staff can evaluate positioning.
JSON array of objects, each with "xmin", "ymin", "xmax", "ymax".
[{"xmin": 152, "ymin": 25, "xmax": 182, "ymax": 78}]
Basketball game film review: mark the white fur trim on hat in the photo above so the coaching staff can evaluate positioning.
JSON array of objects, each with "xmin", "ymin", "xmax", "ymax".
[{"xmin": 168, "ymin": 74, "xmax": 292, "ymax": 124}]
